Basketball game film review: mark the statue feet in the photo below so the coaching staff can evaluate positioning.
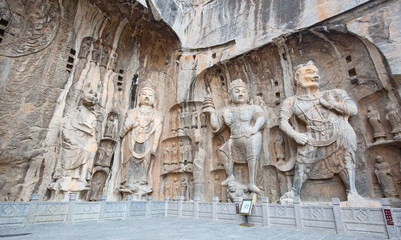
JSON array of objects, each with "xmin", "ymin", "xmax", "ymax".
[
  {"xmin": 248, "ymin": 183, "xmax": 261, "ymax": 194},
  {"xmin": 221, "ymin": 175, "xmax": 235, "ymax": 186}
]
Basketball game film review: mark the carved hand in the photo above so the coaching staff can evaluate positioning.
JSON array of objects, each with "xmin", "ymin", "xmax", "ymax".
[
  {"xmin": 249, "ymin": 126, "xmax": 259, "ymax": 135},
  {"xmin": 293, "ymin": 133, "xmax": 309, "ymax": 145},
  {"xmin": 320, "ymin": 92, "xmax": 336, "ymax": 109},
  {"xmin": 202, "ymin": 95, "xmax": 216, "ymax": 115}
]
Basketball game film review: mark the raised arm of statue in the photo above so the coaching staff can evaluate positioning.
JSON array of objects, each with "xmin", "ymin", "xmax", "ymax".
[
  {"xmin": 202, "ymin": 95, "xmax": 224, "ymax": 132},
  {"xmin": 279, "ymin": 97, "xmax": 308, "ymax": 145},
  {"xmin": 320, "ymin": 90, "xmax": 358, "ymax": 117}
]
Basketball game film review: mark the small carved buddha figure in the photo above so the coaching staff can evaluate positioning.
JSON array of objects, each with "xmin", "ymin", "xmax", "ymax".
[
  {"xmin": 91, "ymin": 42, "xmax": 101, "ymax": 63},
  {"xmin": 104, "ymin": 112, "xmax": 116, "ymax": 138},
  {"xmin": 367, "ymin": 105, "xmax": 386, "ymax": 142},
  {"xmin": 171, "ymin": 110, "xmax": 178, "ymax": 132},
  {"xmin": 202, "ymin": 79, "xmax": 266, "ymax": 194},
  {"xmin": 171, "ymin": 143, "xmax": 178, "ymax": 165},
  {"xmin": 374, "ymin": 155, "xmax": 398, "ymax": 198},
  {"xmin": 163, "ymin": 143, "xmax": 170, "ymax": 166},
  {"xmin": 108, "ymin": 52, "xmax": 118, "ymax": 71},
  {"xmin": 191, "ymin": 107, "xmax": 198, "ymax": 128},
  {"xmin": 274, "ymin": 132, "xmax": 285, "ymax": 164},
  {"xmin": 78, "ymin": 37, "xmax": 93, "ymax": 60},
  {"xmin": 385, "ymin": 102, "xmax": 401, "ymax": 140}
]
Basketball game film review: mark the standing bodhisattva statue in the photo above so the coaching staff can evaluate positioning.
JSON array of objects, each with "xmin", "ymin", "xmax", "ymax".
[
  {"xmin": 120, "ymin": 79, "xmax": 163, "ymax": 198},
  {"xmin": 279, "ymin": 61, "xmax": 359, "ymax": 202},
  {"xmin": 202, "ymin": 79, "xmax": 266, "ymax": 194}
]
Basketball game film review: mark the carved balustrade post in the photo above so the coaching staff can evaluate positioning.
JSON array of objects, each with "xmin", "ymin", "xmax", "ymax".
[
  {"xmin": 146, "ymin": 196, "xmax": 152, "ymax": 218},
  {"xmin": 234, "ymin": 197, "xmax": 242, "ymax": 224},
  {"xmin": 194, "ymin": 196, "xmax": 200, "ymax": 219},
  {"xmin": 261, "ymin": 197, "xmax": 270, "ymax": 227},
  {"xmin": 164, "ymin": 196, "xmax": 170, "ymax": 217},
  {"xmin": 381, "ymin": 198, "xmax": 400, "ymax": 239},
  {"xmin": 125, "ymin": 195, "xmax": 132, "ymax": 220},
  {"xmin": 66, "ymin": 194, "xmax": 77, "ymax": 224},
  {"xmin": 212, "ymin": 196, "xmax": 219, "ymax": 221},
  {"xmin": 293, "ymin": 197, "xmax": 303, "ymax": 230},
  {"xmin": 178, "ymin": 196, "xmax": 184, "ymax": 217},
  {"xmin": 332, "ymin": 198, "xmax": 344, "ymax": 234},
  {"xmin": 98, "ymin": 195, "xmax": 107, "ymax": 221},
  {"xmin": 27, "ymin": 193, "xmax": 40, "ymax": 226}
]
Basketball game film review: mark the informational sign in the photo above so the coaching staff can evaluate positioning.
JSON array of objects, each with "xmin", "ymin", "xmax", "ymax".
[
  {"xmin": 239, "ymin": 199, "xmax": 253, "ymax": 215},
  {"xmin": 384, "ymin": 209, "xmax": 394, "ymax": 225}
]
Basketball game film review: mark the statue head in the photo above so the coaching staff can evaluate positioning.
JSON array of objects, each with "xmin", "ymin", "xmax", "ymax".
[
  {"xmin": 228, "ymin": 182, "xmax": 236, "ymax": 192},
  {"xmin": 79, "ymin": 37, "xmax": 93, "ymax": 59},
  {"xmin": 91, "ymin": 42, "xmax": 101, "ymax": 62},
  {"xmin": 275, "ymin": 132, "xmax": 283, "ymax": 142},
  {"xmin": 138, "ymin": 79, "xmax": 156, "ymax": 107},
  {"xmin": 108, "ymin": 112, "xmax": 116, "ymax": 122},
  {"xmin": 376, "ymin": 155, "xmax": 383, "ymax": 163},
  {"xmin": 385, "ymin": 102, "xmax": 394, "ymax": 112},
  {"xmin": 82, "ymin": 87, "xmax": 98, "ymax": 110},
  {"xmin": 294, "ymin": 61, "xmax": 320, "ymax": 90},
  {"xmin": 228, "ymin": 79, "xmax": 248, "ymax": 104}
]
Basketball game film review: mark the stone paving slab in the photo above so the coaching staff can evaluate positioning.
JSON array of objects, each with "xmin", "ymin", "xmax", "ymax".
[{"xmin": 0, "ymin": 217, "xmax": 387, "ymax": 240}]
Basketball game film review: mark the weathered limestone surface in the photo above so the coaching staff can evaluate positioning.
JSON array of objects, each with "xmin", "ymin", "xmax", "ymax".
[{"xmin": 1, "ymin": 0, "xmax": 401, "ymax": 207}]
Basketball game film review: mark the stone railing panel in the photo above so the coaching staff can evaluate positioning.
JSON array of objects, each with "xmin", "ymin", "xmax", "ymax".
[
  {"xmin": 150, "ymin": 201, "xmax": 165, "ymax": 217},
  {"xmin": 34, "ymin": 202, "xmax": 68, "ymax": 224},
  {"xmin": 268, "ymin": 204, "xmax": 296, "ymax": 228},
  {"xmin": 130, "ymin": 201, "xmax": 147, "ymax": 218},
  {"xmin": 167, "ymin": 201, "xmax": 179, "ymax": 217},
  {"xmin": 248, "ymin": 204, "xmax": 263, "ymax": 225},
  {"xmin": 198, "ymin": 202, "xmax": 212, "ymax": 220},
  {"xmin": 72, "ymin": 202, "xmax": 101, "ymax": 222},
  {"xmin": 216, "ymin": 203, "xmax": 235, "ymax": 223},
  {"xmin": 0, "ymin": 202, "xmax": 30, "ymax": 228},
  {"xmin": 341, "ymin": 207, "xmax": 387, "ymax": 238},
  {"xmin": 181, "ymin": 202, "xmax": 194, "ymax": 218},
  {"xmin": 104, "ymin": 202, "xmax": 126, "ymax": 220},
  {"xmin": 301, "ymin": 205, "xmax": 336, "ymax": 234}
]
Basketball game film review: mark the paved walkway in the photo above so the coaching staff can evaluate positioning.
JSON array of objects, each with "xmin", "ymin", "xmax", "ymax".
[{"xmin": 0, "ymin": 217, "xmax": 386, "ymax": 240}]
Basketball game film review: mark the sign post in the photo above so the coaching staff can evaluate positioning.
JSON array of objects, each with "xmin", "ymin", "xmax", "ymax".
[{"xmin": 239, "ymin": 194, "xmax": 257, "ymax": 227}]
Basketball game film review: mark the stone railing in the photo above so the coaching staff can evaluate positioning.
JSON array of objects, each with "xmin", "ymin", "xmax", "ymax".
[{"xmin": 0, "ymin": 194, "xmax": 400, "ymax": 239}]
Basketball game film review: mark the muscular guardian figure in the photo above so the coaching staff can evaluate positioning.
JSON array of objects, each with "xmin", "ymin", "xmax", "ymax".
[
  {"xmin": 279, "ymin": 61, "xmax": 358, "ymax": 201},
  {"xmin": 203, "ymin": 79, "xmax": 266, "ymax": 194}
]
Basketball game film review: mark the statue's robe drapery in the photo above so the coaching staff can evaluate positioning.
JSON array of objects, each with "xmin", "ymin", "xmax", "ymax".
[{"xmin": 120, "ymin": 108, "xmax": 163, "ymax": 187}]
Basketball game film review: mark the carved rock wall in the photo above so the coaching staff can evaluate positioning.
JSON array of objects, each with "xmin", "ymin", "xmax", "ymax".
[
  {"xmin": 0, "ymin": 0, "xmax": 401, "ymax": 205},
  {"xmin": 0, "ymin": 0, "xmax": 180, "ymax": 201}
]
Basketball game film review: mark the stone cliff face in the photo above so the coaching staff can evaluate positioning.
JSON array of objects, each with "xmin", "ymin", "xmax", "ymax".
[{"xmin": 0, "ymin": 0, "xmax": 400, "ymax": 205}]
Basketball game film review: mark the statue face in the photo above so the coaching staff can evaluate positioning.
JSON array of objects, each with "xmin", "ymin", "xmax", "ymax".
[
  {"xmin": 296, "ymin": 65, "xmax": 320, "ymax": 89},
  {"xmin": 139, "ymin": 89, "xmax": 155, "ymax": 106},
  {"xmin": 82, "ymin": 89, "xmax": 98, "ymax": 108},
  {"xmin": 231, "ymin": 86, "xmax": 248, "ymax": 104},
  {"xmin": 228, "ymin": 183, "xmax": 236, "ymax": 192}
]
